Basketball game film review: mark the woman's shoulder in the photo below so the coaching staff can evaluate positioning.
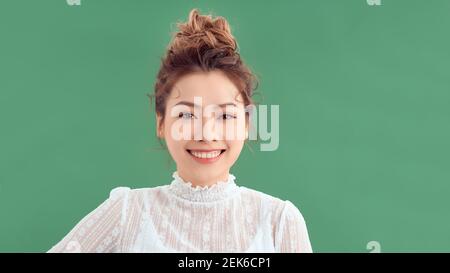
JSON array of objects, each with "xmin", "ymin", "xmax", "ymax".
[
  {"xmin": 239, "ymin": 186, "xmax": 303, "ymax": 217},
  {"xmin": 109, "ymin": 186, "xmax": 132, "ymax": 199},
  {"xmin": 239, "ymin": 186, "xmax": 308, "ymax": 236},
  {"xmin": 107, "ymin": 185, "xmax": 167, "ymax": 200}
]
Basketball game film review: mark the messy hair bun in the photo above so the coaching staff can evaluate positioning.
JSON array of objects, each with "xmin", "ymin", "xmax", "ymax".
[{"xmin": 153, "ymin": 8, "xmax": 258, "ymax": 119}]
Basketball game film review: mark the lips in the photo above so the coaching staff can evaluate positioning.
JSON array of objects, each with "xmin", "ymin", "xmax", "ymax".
[{"xmin": 186, "ymin": 149, "xmax": 226, "ymax": 164}]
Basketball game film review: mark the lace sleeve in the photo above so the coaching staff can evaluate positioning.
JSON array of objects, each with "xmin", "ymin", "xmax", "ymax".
[
  {"xmin": 274, "ymin": 200, "xmax": 313, "ymax": 253},
  {"xmin": 47, "ymin": 187, "xmax": 131, "ymax": 253}
]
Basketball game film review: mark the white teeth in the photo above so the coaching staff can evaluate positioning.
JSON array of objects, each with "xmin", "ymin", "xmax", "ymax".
[{"xmin": 189, "ymin": 150, "xmax": 222, "ymax": 159}]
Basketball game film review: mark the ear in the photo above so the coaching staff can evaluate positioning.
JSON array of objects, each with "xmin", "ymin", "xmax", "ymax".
[{"xmin": 156, "ymin": 114, "xmax": 164, "ymax": 139}]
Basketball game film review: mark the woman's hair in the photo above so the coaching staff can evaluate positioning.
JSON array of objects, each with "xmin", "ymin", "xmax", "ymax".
[{"xmin": 151, "ymin": 8, "xmax": 258, "ymax": 121}]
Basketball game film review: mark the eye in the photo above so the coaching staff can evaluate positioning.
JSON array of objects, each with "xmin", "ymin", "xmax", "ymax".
[
  {"xmin": 178, "ymin": 112, "xmax": 195, "ymax": 119},
  {"xmin": 222, "ymin": 113, "xmax": 237, "ymax": 120}
]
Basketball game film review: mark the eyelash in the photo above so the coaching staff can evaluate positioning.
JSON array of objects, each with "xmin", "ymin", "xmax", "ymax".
[
  {"xmin": 178, "ymin": 112, "xmax": 237, "ymax": 120},
  {"xmin": 222, "ymin": 113, "xmax": 237, "ymax": 120},
  {"xmin": 178, "ymin": 112, "xmax": 195, "ymax": 119}
]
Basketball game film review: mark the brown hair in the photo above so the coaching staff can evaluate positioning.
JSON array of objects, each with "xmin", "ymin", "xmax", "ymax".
[{"xmin": 151, "ymin": 8, "xmax": 258, "ymax": 122}]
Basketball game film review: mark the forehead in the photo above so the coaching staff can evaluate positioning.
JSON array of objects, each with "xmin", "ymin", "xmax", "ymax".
[{"xmin": 167, "ymin": 71, "xmax": 243, "ymax": 106}]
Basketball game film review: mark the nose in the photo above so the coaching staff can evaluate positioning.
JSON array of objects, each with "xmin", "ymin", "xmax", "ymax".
[{"xmin": 193, "ymin": 115, "xmax": 223, "ymax": 141}]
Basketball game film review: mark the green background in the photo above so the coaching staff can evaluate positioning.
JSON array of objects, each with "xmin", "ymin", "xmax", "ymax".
[{"xmin": 1, "ymin": 0, "xmax": 449, "ymax": 252}]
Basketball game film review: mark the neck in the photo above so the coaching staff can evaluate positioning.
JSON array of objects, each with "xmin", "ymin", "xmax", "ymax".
[{"xmin": 177, "ymin": 169, "xmax": 230, "ymax": 188}]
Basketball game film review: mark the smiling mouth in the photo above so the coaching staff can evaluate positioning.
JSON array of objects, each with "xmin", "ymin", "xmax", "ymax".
[{"xmin": 186, "ymin": 149, "xmax": 226, "ymax": 159}]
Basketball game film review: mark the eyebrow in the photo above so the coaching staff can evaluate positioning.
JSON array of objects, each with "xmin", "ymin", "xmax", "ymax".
[{"xmin": 174, "ymin": 101, "xmax": 238, "ymax": 108}]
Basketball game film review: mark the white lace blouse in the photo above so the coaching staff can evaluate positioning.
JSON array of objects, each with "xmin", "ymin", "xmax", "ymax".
[{"xmin": 47, "ymin": 172, "xmax": 312, "ymax": 253}]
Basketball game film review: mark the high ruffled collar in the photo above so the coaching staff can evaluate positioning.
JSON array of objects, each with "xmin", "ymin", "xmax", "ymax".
[{"xmin": 167, "ymin": 171, "xmax": 239, "ymax": 202}]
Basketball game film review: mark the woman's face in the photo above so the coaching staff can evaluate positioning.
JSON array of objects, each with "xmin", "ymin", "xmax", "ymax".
[{"xmin": 157, "ymin": 70, "xmax": 248, "ymax": 186}]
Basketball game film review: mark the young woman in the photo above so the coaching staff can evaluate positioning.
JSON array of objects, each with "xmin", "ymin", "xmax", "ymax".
[{"xmin": 48, "ymin": 9, "xmax": 312, "ymax": 253}]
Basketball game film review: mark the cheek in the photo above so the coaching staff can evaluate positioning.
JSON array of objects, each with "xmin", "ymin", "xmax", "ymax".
[
  {"xmin": 225, "ymin": 140, "xmax": 245, "ymax": 160},
  {"xmin": 163, "ymin": 122, "xmax": 188, "ymax": 161},
  {"xmin": 166, "ymin": 140, "xmax": 191, "ymax": 167}
]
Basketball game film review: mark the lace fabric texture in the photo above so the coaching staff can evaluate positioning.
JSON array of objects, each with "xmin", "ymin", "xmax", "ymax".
[{"xmin": 47, "ymin": 172, "xmax": 312, "ymax": 253}]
